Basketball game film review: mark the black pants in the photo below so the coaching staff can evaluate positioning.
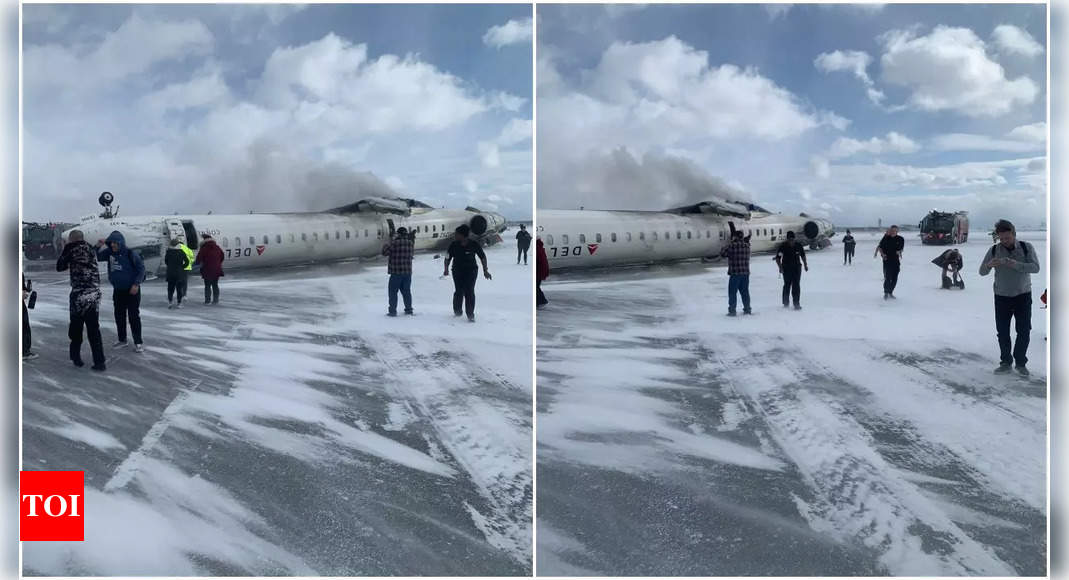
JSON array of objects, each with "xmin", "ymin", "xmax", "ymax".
[
  {"xmin": 113, "ymin": 288, "xmax": 143, "ymax": 344},
  {"xmin": 537, "ymin": 279, "xmax": 548, "ymax": 306},
  {"xmin": 452, "ymin": 270, "xmax": 478, "ymax": 317},
  {"xmin": 844, "ymin": 246, "xmax": 854, "ymax": 263},
  {"xmin": 883, "ymin": 261, "xmax": 901, "ymax": 295},
  {"xmin": 167, "ymin": 276, "xmax": 188, "ymax": 303},
  {"xmin": 518, "ymin": 246, "xmax": 529, "ymax": 264},
  {"xmin": 22, "ymin": 304, "xmax": 31, "ymax": 355},
  {"xmin": 70, "ymin": 306, "xmax": 105, "ymax": 366},
  {"xmin": 995, "ymin": 292, "xmax": 1032, "ymax": 366},
  {"xmin": 782, "ymin": 268, "xmax": 801, "ymax": 306},
  {"xmin": 204, "ymin": 278, "xmax": 220, "ymax": 303}
]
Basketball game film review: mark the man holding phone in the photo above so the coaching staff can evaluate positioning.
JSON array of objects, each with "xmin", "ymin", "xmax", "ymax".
[{"xmin": 979, "ymin": 219, "xmax": 1041, "ymax": 375}]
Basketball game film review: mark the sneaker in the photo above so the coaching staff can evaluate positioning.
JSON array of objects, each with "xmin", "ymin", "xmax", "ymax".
[
  {"xmin": 113, "ymin": 340, "xmax": 129, "ymax": 349},
  {"xmin": 176, "ymin": 303, "xmax": 184, "ymax": 309},
  {"xmin": 205, "ymin": 300, "xmax": 211, "ymax": 305},
  {"xmin": 743, "ymin": 309, "xmax": 753, "ymax": 315},
  {"xmin": 91, "ymin": 363, "xmax": 106, "ymax": 372},
  {"xmin": 727, "ymin": 311, "xmax": 737, "ymax": 317},
  {"xmin": 168, "ymin": 302, "xmax": 175, "ymax": 310},
  {"xmin": 134, "ymin": 344, "xmax": 145, "ymax": 353},
  {"xmin": 994, "ymin": 363, "xmax": 1012, "ymax": 374},
  {"xmin": 1015, "ymin": 365, "xmax": 1030, "ymax": 376},
  {"xmin": 72, "ymin": 358, "xmax": 85, "ymax": 368},
  {"xmin": 793, "ymin": 304, "xmax": 802, "ymax": 310},
  {"xmin": 22, "ymin": 352, "xmax": 38, "ymax": 360},
  {"xmin": 404, "ymin": 310, "xmax": 414, "ymax": 316},
  {"xmin": 467, "ymin": 315, "xmax": 476, "ymax": 323}
]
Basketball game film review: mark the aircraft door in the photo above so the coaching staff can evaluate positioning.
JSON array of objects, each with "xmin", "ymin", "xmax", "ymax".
[{"xmin": 182, "ymin": 220, "xmax": 199, "ymax": 249}]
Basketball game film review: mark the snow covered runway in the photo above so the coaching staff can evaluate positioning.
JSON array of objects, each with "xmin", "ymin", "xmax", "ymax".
[
  {"xmin": 536, "ymin": 231, "xmax": 1047, "ymax": 575},
  {"xmin": 23, "ymin": 244, "xmax": 533, "ymax": 576}
]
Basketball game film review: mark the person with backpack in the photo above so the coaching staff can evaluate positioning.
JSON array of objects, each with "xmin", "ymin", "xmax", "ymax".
[
  {"xmin": 444, "ymin": 224, "xmax": 491, "ymax": 322},
  {"xmin": 842, "ymin": 229, "xmax": 856, "ymax": 265},
  {"xmin": 194, "ymin": 233, "xmax": 225, "ymax": 305},
  {"xmin": 979, "ymin": 219, "xmax": 1041, "ymax": 375},
  {"xmin": 57, "ymin": 229, "xmax": 106, "ymax": 370},
  {"xmin": 516, "ymin": 224, "xmax": 532, "ymax": 265},
  {"xmin": 96, "ymin": 230, "xmax": 146, "ymax": 352},
  {"xmin": 774, "ymin": 231, "xmax": 808, "ymax": 310},
  {"xmin": 164, "ymin": 238, "xmax": 190, "ymax": 309}
]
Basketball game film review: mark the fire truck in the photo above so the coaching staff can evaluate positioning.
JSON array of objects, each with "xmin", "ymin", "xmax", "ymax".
[
  {"xmin": 22, "ymin": 221, "xmax": 69, "ymax": 260},
  {"xmin": 919, "ymin": 210, "xmax": 969, "ymax": 245}
]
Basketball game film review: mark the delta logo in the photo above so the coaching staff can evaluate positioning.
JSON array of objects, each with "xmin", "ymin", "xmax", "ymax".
[
  {"xmin": 587, "ymin": 244, "xmax": 599, "ymax": 255},
  {"xmin": 20, "ymin": 471, "xmax": 84, "ymax": 541},
  {"xmin": 256, "ymin": 245, "xmax": 266, "ymax": 256}
]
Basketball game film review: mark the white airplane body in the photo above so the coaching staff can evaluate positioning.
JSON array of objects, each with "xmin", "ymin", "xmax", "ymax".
[
  {"xmin": 537, "ymin": 201, "xmax": 835, "ymax": 270},
  {"xmin": 62, "ymin": 197, "xmax": 508, "ymax": 275}
]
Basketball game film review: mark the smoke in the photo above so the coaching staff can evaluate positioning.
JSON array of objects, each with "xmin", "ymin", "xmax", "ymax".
[
  {"xmin": 189, "ymin": 138, "xmax": 403, "ymax": 214},
  {"xmin": 538, "ymin": 146, "xmax": 752, "ymax": 210}
]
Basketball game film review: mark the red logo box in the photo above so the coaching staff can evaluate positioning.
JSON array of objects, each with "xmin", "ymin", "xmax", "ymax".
[{"xmin": 20, "ymin": 471, "xmax": 84, "ymax": 541}]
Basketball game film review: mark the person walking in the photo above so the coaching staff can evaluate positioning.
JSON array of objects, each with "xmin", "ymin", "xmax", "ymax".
[
  {"xmin": 96, "ymin": 230, "xmax": 146, "ymax": 352},
  {"xmin": 877, "ymin": 225, "xmax": 905, "ymax": 299},
  {"xmin": 382, "ymin": 227, "xmax": 415, "ymax": 316},
  {"xmin": 177, "ymin": 238, "xmax": 194, "ymax": 303},
  {"xmin": 774, "ymin": 231, "xmax": 808, "ymax": 310},
  {"xmin": 57, "ymin": 229, "xmax": 106, "ymax": 370},
  {"xmin": 979, "ymin": 219, "xmax": 1041, "ymax": 375},
  {"xmin": 164, "ymin": 238, "xmax": 190, "ymax": 309},
  {"xmin": 194, "ymin": 233, "xmax": 224, "ymax": 305},
  {"xmin": 536, "ymin": 237, "xmax": 549, "ymax": 308},
  {"xmin": 22, "ymin": 274, "xmax": 37, "ymax": 360},
  {"xmin": 842, "ymin": 229, "xmax": 856, "ymax": 265},
  {"xmin": 719, "ymin": 230, "xmax": 752, "ymax": 316},
  {"xmin": 516, "ymin": 224, "xmax": 532, "ymax": 265},
  {"xmin": 444, "ymin": 224, "xmax": 491, "ymax": 322}
]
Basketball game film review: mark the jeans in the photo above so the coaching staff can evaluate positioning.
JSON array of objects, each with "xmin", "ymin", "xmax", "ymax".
[
  {"xmin": 728, "ymin": 274, "xmax": 751, "ymax": 313},
  {"xmin": 70, "ymin": 305, "xmax": 105, "ymax": 366},
  {"xmin": 388, "ymin": 274, "xmax": 413, "ymax": 314},
  {"xmin": 204, "ymin": 279, "xmax": 220, "ymax": 303},
  {"xmin": 995, "ymin": 292, "xmax": 1032, "ymax": 366},
  {"xmin": 452, "ymin": 270, "xmax": 478, "ymax": 317},
  {"xmin": 518, "ymin": 246, "xmax": 529, "ymax": 264},
  {"xmin": 167, "ymin": 277, "xmax": 187, "ymax": 303},
  {"xmin": 782, "ymin": 268, "xmax": 801, "ymax": 306},
  {"xmin": 113, "ymin": 288, "xmax": 143, "ymax": 344},
  {"xmin": 883, "ymin": 261, "xmax": 901, "ymax": 295},
  {"xmin": 844, "ymin": 246, "xmax": 854, "ymax": 263}
]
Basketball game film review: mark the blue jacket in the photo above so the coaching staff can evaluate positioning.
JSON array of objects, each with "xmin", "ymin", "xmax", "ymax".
[{"xmin": 96, "ymin": 231, "xmax": 146, "ymax": 290}]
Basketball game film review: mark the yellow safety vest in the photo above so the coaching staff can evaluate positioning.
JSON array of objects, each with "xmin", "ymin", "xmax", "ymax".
[{"xmin": 179, "ymin": 243, "xmax": 194, "ymax": 271}]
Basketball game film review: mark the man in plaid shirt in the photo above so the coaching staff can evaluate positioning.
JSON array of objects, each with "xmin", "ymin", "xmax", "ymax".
[
  {"xmin": 720, "ymin": 230, "xmax": 752, "ymax": 316},
  {"xmin": 382, "ymin": 227, "xmax": 415, "ymax": 316}
]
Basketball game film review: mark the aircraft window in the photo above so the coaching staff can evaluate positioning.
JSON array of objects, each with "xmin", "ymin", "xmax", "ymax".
[
  {"xmin": 676, "ymin": 231, "xmax": 681, "ymax": 240},
  {"xmin": 706, "ymin": 230, "xmax": 711, "ymax": 238},
  {"xmin": 323, "ymin": 231, "xmax": 329, "ymax": 241},
  {"xmin": 334, "ymin": 231, "xmax": 339, "ymax": 240},
  {"xmin": 685, "ymin": 231, "xmax": 690, "ymax": 239},
  {"xmin": 719, "ymin": 231, "xmax": 725, "ymax": 240},
  {"xmin": 579, "ymin": 234, "xmax": 586, "ymax": 243},
  {"xmin": 234, "ymin": 237, "xmax": 241, "ymax": 247},
  {"xmin": 764, "ymin": 229, "xmax": 768, "ymax": 236},
  {"xmin": 595, "ymin": 233, "xmax": 603, "ymax": 243},
  {"xmin": 424, "ymin": 226, "xmax": 429, "ymax": 233},
  {"xmin": 562, "ymin": 234, "xmax": 570, "ymax": 245},
  {"xmin": 366, "ymin": 229, "xmax": 370, "ymax": 237},
  {"xmin": 346, "ymin": 230, "xmax": 351, "ymax": 239},
  {"xmin": 665, "ymin": 231, "xmax": 670, "ymax": 240},
  {"xmin": 263, "ymin": 235, "xmax": 269, "ymax": 245},
  {"xmin": 652, "ymin": 232, "xmax": 658, "ymax": 241},
  {"xmin": 289, "ymin": 233, "xmax": 295, "ymax": 243},
  {"xmin": 313, "ymin": 233, "xmax": 319, "ymax": 241},
  {"xmin": 545, "ymin": 234, "xmax": 554, "ymax": 245},
  {"xmin": 611, "ymin": 233, "xmax": 617, "ymax": 242},
  {"xmin": 301, "ymin": 233, "xmax": 307, "ymax": 241},
  {"xmin": 626, "ymin": 232, "xmax": 632, "ymax": 242},
  {"xmin": 747, "ymin": 229, "xmax": 752, "ymax": 237},
  {"xmin": 639, "ymin": 232, "xmax": 645, "ymax": 241},
  {"xmin": 221, "ymin": 238, "xmax": 228, "ymax": 248},
  {"xmin": 779, "ymin": 228, "xmax": 783, "ymax": 235},
  {"xmin": 275, "ymin": 234, "xmax": 281, "ymax": 244}
]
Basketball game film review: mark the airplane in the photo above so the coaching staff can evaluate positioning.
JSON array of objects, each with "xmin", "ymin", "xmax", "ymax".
[
  {"xmin": 61, "ymin": 192, "xmax": 509, "ymax": 276},
  {"xmin": 536, "ymin": 199, "xmax": 835, "ymax": 270}
]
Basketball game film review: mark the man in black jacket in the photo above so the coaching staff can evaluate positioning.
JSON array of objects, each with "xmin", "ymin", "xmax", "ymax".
[
  {"xmin": 842, "ymin": 229, "xmax": 856, "ymax": 265},
  {"xmin": 445, "ymin": 225, "xmax": 491, "ymax": 322},
  {"xmin": 57, "ymin": 230, "xmax": 106, "ymax": 370},
  {"xmin": 877, "ymin": 225, "xmax": 905, "ymax": 299},
  {"xmin": 516, "ymin": 225, "xmax": 532, "ymax": 265},
  {"xmin": 164, "ymin": 238, "xmax": 190, "ymax": 309},
  {"xmin": 774, "ymin": 231, "xmax": 808, "ymax": 310}
]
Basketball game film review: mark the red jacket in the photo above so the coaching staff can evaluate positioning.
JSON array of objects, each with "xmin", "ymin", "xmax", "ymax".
[
  {"xmin": 195, "ymin": 239, "xmax": 225, "ymax": 279},
  {"xmin": 537, "ymin": 238, "xmax": 549, "ymax": 281}
]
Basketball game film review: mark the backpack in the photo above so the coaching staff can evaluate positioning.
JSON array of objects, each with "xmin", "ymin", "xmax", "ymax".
[{"xmin": 991, "ymin": 241, "xmax": 1028, "ymax": 259}]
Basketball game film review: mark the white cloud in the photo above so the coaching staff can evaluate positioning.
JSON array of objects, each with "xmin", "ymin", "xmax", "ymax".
[
  {"xmin": 764, "ymin": 5, "xmax": 791, "ymax": 20},
  {"xmin": 826, "ymin": 132, "xmax": 919, "ymax": 160},
  {"xmin": 385, "ymin": 176, "xmax": 405, "ymax": 191},
  {"xmin": 798, "ymin": 187, "xmax": 812, "ymax": 201},
  {"xmin": 879, "ymin": 25, "xmax": 1038, "ymax": 117},
  {"xmin": 992, "ymin": 24, "xmax": 1044, "ymax": 58},
  {"xmin": 488, "ymin": 91, "xmax": 527, "ymax": 112},
  {"xmin": 477, "ymin": 118, "xmax": 532, "ymax": 168},
  {"xmin": 482, "ymin": 18, "xmax": 532, "ymax": 49},
  {"xmin": 814, "ymin": 50, "xmax": 884, "ymax": 104},
  {"xmin": 931, "ymin": 122, "xmax": 1046, "ymax": 153},
  {"xmin": 139, "ymin": 64, "xmax": 230, "ymax": 113}
]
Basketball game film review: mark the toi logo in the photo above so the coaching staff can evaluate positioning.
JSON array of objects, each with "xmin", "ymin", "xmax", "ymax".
[{"xmin": 20, "ymin": 471, "xmax": 84, "ymax": 541}]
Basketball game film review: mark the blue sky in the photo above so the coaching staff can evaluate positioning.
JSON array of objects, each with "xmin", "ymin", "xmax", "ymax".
[
  {"xmin": 538, "ymin": 4, "xmax": 1047, "ymax": 228},
  {"xmin": 23, "ymin": 4, "xmax": 533, "ymax": 221}
]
